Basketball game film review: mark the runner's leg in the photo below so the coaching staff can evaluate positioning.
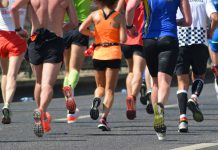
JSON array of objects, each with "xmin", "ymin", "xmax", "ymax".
[
  {"xmin": 126, "ymin": 58, "xmax": 133, "ymax": 96},
  {"xmin": 0, "ymin": 58, "xmax": 8, "ymax": 103}
]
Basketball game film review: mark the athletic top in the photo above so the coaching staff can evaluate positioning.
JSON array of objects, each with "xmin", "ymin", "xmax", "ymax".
[
  {"xmin": 212, "ymin": 0, "xmax": 218, "ymax": 11},
  {"xmin": 93, "ymin": 10, "xmax": 122, "ymax": 60},
  {"xmin": 142, "ymin": 0, "xmax": 180, "ymax": 39},
  {"xmin": 0, "ymin": 0, "xmax": 26, "ymax": 31},
  {"xmin": 177, "ymin": 0, "xmax": 217, "ymax": 47},
  {"xmin": 124, "ymin": 0, "xmax": 144, "ymax": 46},
  {"xmin": 65, "ymin": 0, "xmax": 91, "ymax": 22}
]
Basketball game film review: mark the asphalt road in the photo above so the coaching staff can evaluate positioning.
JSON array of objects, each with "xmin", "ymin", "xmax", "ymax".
[{"xmin": 0, "ymin": 83, "xmax": 218, "ymax": 150}]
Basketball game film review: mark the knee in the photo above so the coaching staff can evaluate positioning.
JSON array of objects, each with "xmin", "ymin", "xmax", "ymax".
[
  {"xmin": 41, "ymin": 84, "xmax": 53, "ymax": 92},
  {"xmin": 105, "ymin": 89, "xmax": 114, "ymax": 96}
]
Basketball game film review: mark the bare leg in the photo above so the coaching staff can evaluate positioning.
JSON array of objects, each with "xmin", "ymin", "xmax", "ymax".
[
  {"xmin": 31, "ymin": 64, "xmax": 43, "ymax": 107},
  {"xmin": 151, "ymin": 77, "xmax": 158, "ymax": 106},
  {"xmin": 37, "ymin": 63, "xmax": 62, "ymax": 112},
  {"xmin": 131, "ymin": 55, "xmax": 145, "ymax": 97},
  {"xmin": 0, "ymin": 58, "xmax": 8, "ymax": 103},
  {"xmin": 157, "ymin": 72, "xmax": 172, "ymax": 105},
  {"xmin": 64, "ymin": 48, "xmax": 71, "ymax": 76},
  {"xmin": 126, "ymin": 58, "xmax": 133, "ymax": 96},
  {"xmin": 94, "ymin": 70, "xmax": 106, "ymax": 98},
  {"xmin": 145, "ymin": 66, "xmax": 152, "ymax": 91},
  {"xmin": 102, "ymin": 68, "xmax": 119, "ymax": 119},
  {"xmin": 5, "ymin": 54, "xmax": 24, "ymax": 105}
]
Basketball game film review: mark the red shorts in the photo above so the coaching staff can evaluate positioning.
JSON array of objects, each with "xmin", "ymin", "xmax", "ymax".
[{"xmin": 0, "ymin": 31, "xmax": 26, "ymax": 58}]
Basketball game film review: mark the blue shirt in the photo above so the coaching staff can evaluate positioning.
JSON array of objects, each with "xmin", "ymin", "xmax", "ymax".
[
  {"xmin": 143, "ymin": 0, "xmax": 180, "ymax": 39},
  {"xmin": 212, "ymin": 0, "xmax": 218, "ymax": 11}
]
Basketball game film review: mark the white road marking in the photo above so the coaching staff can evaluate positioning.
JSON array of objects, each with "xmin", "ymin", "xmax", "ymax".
[
  {"xmin": 171, "ymin": 142, "xmax": 218, "ymax": 150},
  {"xmin": 54, "ymin": 104, "xmax": 178, "ymax": 122}
]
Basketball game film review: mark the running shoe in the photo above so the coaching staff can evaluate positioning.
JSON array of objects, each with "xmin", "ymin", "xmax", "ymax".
[
  {"xmin": 33, "ymin": 109, "xmax": 44, "ymax": 137},
  {"xmin": 215, "ymin": 77, "xmax": 218, "ymax": 94},
  {"xmin": 140, "ymin": 80, "xmax": 147, "ymax": 105},
  {"xmin": 145, "ymin": 92, "xmax": 154, "ymax": 114},
  {"xmin": 178, "ymin": 117, "xmax": 188, "ymax": 133},
  {"xmin": 2, "ymin": 107, "xmax": 11, "ymax": 124},
  {"xmin": 67, "ymin": 108, "xmax": 79, "ymax": 124},
  {"xmin": 98, "ymin": 118, "xmax": 111, "ymax": 131},
  {"xmin": 44, "ymin": 112, "xmax": 52, "ymax": 133},
  {"xmin": 90, "ymin": 97, "xmax": 101, "ymax": 120},
  {"xmin": 63, "ymin": 86, "xmax": 76, "ymax": 112},
  {"xmin": 187, "ymin": 97, "xmax": 204, "ymax": 122},
  {"xmin": 153, "ymin": 103, "xmax": 166, "ymax": 141},
  {"xmin": 126, "ymin": 96, "xmax": 136, "ymax": 120}
]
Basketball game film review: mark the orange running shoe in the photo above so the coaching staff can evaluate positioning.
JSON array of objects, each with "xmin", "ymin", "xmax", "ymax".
[
  {"xmin": 33, "ymin": 109, "xmax": 44, "ymax": 137},
  {"xmin": 44, "ymin": 112, "xmax": 52, "ymax": 133},
  {"xmin": 67, "ymin": 108, "xmax": 79, "ymax": 124},
  {"xmin": 126, "ymin": 96, "xmax": 136, "ymax": 120},
  {"xmin": 63, "ymin": 86, "xmax": 76, "ymax": 112}
]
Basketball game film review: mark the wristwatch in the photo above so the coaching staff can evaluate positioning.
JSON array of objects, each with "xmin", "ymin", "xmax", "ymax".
[
  {"xmin": 15, "ymin": 27, "xmax": 22, "ymax": 32},
  {"xmin": 126, "ymin": 24, "xmax": 133, "ymax": 29}
]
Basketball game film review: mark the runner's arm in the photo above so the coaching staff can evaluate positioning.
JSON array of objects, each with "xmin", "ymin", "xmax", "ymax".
[
  {"xmin": 206, "ymin": 0, "xmax": 218, "ymax": 38},
  {"xmin": 177, "ymin": 0, "xmax": 192, "ymax": 27},
  {"xmin": 11, "ymin": 0, "xmax": 29, "ymax": 29},
  {"xmin": 116, "ymin": 0, "xmax": 125, "ymax": 12},
  {"xmin": 125, "ymin": 0, "xmax": 140, "ymax": 26},
  {"xmin": 64, "ymin": 0, "xmax": 78, "ymax": 31},
  {"xmin": 119, "ymin": 14, "xmax": 127, "ymax": 43},
  {"xmin": 79, "ymin": 13, "xmax": 95, "ymax": 37}
]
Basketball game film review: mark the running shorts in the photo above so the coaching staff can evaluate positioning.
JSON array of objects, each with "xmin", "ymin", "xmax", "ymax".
[
  {"xmin": 0, "ymin": 31, "xmax": 26, "ymax": 58},
  {"xmin": 121, "ymin": 44, "xmax": 144, "ymax": 59},
  {"xmin": 63, "ymin": 28, "xmax": 89, "ymax": 49},
  {"xmin": 143, "ymin": 36, "xmax": 179, "ymax": 77},
  {"xmin": 26, "ymin": 28, "xmax": 65, "ymax": 65},
  {"xmin": 93, "ymin": 59, "xmax": 121, "ymax": 71},
  {"xmin": 175, "ymin": 44, "xmax": 209, "ymax": 75}
]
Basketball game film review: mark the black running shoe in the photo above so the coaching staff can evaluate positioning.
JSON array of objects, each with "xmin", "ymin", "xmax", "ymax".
[
  {"xmin": 145, "ymin": 92, "xmax": 154, "ymax": 114},
  {"xmin": 140, "ymin": 80, "xmax": 147, "ymax": 105},
  {"xmin": 90, "ymin": 97, "xmax": 101, "ymax": 120},
  {"xmin": 2, "ymin": 107, "xmax": 11, "ymax": 124},
  {"xmin": 187, "ymin": 98, "xmax": 204, "ymax": 122}
]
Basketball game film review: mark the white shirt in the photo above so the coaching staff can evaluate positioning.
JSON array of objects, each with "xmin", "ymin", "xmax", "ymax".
[
  {"xmin": 177, "ymin": 0, "xmax": 217, "ymax": 46},
  {"xmin": 0, "ymin": 0, "xmax": 26, "ymax": 31}
]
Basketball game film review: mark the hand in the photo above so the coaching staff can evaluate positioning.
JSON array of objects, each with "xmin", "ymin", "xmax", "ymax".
[
  {"xmin": 16, "ymin": 29, "xmax": 28, "ymax": 39},
  {"xmin": 127, "ymin": 25, "xmax": 138, "ymax": 37}
]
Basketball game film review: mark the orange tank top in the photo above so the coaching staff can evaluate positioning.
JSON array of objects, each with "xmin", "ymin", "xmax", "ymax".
[{"xmin": 93, "ymin": 10, "xmax": 122, "ymax": 60}]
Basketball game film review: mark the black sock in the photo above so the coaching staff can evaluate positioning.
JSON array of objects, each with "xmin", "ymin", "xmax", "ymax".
[
  {"xmin": 192, "ymin": 79, "xmax": 204, "ymax": 97},
  {"xmin": 177, "ymin": 91, "xmax": 188, "ymax": 115}
]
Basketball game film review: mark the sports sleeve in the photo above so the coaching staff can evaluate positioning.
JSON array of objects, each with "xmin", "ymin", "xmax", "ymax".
[{"xmin": 206, "ymin": 0, "xmax": 217, "ymax": 18}]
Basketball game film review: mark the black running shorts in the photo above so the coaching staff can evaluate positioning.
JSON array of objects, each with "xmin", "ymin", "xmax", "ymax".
[
  {"xmin": 63, "ymin": 29, "xmax": 89, "ymax": 49},
  {"xmin": 93, "ymin": 59, "xmax": 121, "ymax": 71},
  {"xmin": 143, "ymin": 36, "xmax": 179, "ymax": 77},
  {"xmin": 121, "ymin": 44, "xmax": 144, "ymax": 59},
  {"xmin": 175, "ymin": 44, "xmax": 209, "ymax": 75},
  {"xmin": 26, "ymin": 28, "xmax": 65, "ymax": 65}
]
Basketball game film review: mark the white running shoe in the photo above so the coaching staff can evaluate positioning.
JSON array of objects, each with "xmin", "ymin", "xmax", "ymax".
[{"xmin": 67, "ymin": 108, "xmax": 79, "ymax": 124}]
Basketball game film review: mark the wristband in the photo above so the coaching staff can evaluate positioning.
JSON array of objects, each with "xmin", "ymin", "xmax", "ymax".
[{"xmin": 126, "ymin": 24, "xmax": 133, "ymax": 29}]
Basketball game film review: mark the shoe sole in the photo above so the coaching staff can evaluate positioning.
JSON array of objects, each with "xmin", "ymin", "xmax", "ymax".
[
  {"xmin": 146, "ymin": 103, "xmax": 154, "ymax": 114},
  {"xmin": 90, "ymin": 100, "xmax": 100, "ymax": 120},
  {"xmin": 33, "ymin": 110, "xmax": 44, "ymax": 137},
  {"xmin": 2, "ymin": 108, "xmax": 11, "ymax": 124},
  {"xmin": 178, "ymin": 128, "xmax": 189, "ymax": 133},
  {"xmin": 98, "ymin": 124, "xmax": 111, "ymax": 131},
  {"xmin": 156, "ymin": 132, "xmax": 166, "ymax": 141},
  {"xmin": 188, "ymin": 101, "xmax": 204, "ymax": 122},
  {"xmin": 140, "ymin": 85, "xmax": 147, "ymax": 105},
  {"xmin": 140, "ymin": 96, "xmax": 147, "ymax": 105},
  {"xmin": 63, "ymin": 87, "xmax": 76, "ymax": 112},
  {"xmin": 153, "ymin": 105, "xmax": 166, "ymax": 138}
]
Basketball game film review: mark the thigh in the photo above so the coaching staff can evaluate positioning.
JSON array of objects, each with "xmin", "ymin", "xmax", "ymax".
[
  {"xmin": 69, "ymin": 44, "xmax": 86, "ymax": 70},
  {"xmin": 175, "ymin": 46, "xmax": 191, "ymax": 75},
  {"xmin": 63, "ymin": 48, "xmax": 71, "ymax": 71},
  {"xmin": 132, "ymin": 45, "xmax": 144, "ymax": 58},
  {"xmin": 105, "ymin": 68, "xmax": 119, "ymax": 91},
  {"xmin": 158, "ymin": 36, "xmax": 179, "ymax": 76},
  {"xmin": 191, "ymin": 44, "xmax": 209, "ymax": 76},
  {"xmin": 95, "ymin": 70, "xmax": 106, "ymax": 88},
  {"xmin": 0, "ymin": 57, "xmax": 9, "ymax": 75},
  {"xmin": 143, "ymin": 39, "xmax": 158, "ymax": 77},
  {"xmin": 41, "ymin": 63, "xmax": 62, "ymax": 86},
  {"xmin": 31, "ymin": 64, "xmax": 43, "ymax": 84},
  {"xmin": 7, "ymin": 54, "xmax": 25, "ymax": 76},
  {"xmin": 126, "ymin": 58, "xmax": 133, "ymax": 72}
]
